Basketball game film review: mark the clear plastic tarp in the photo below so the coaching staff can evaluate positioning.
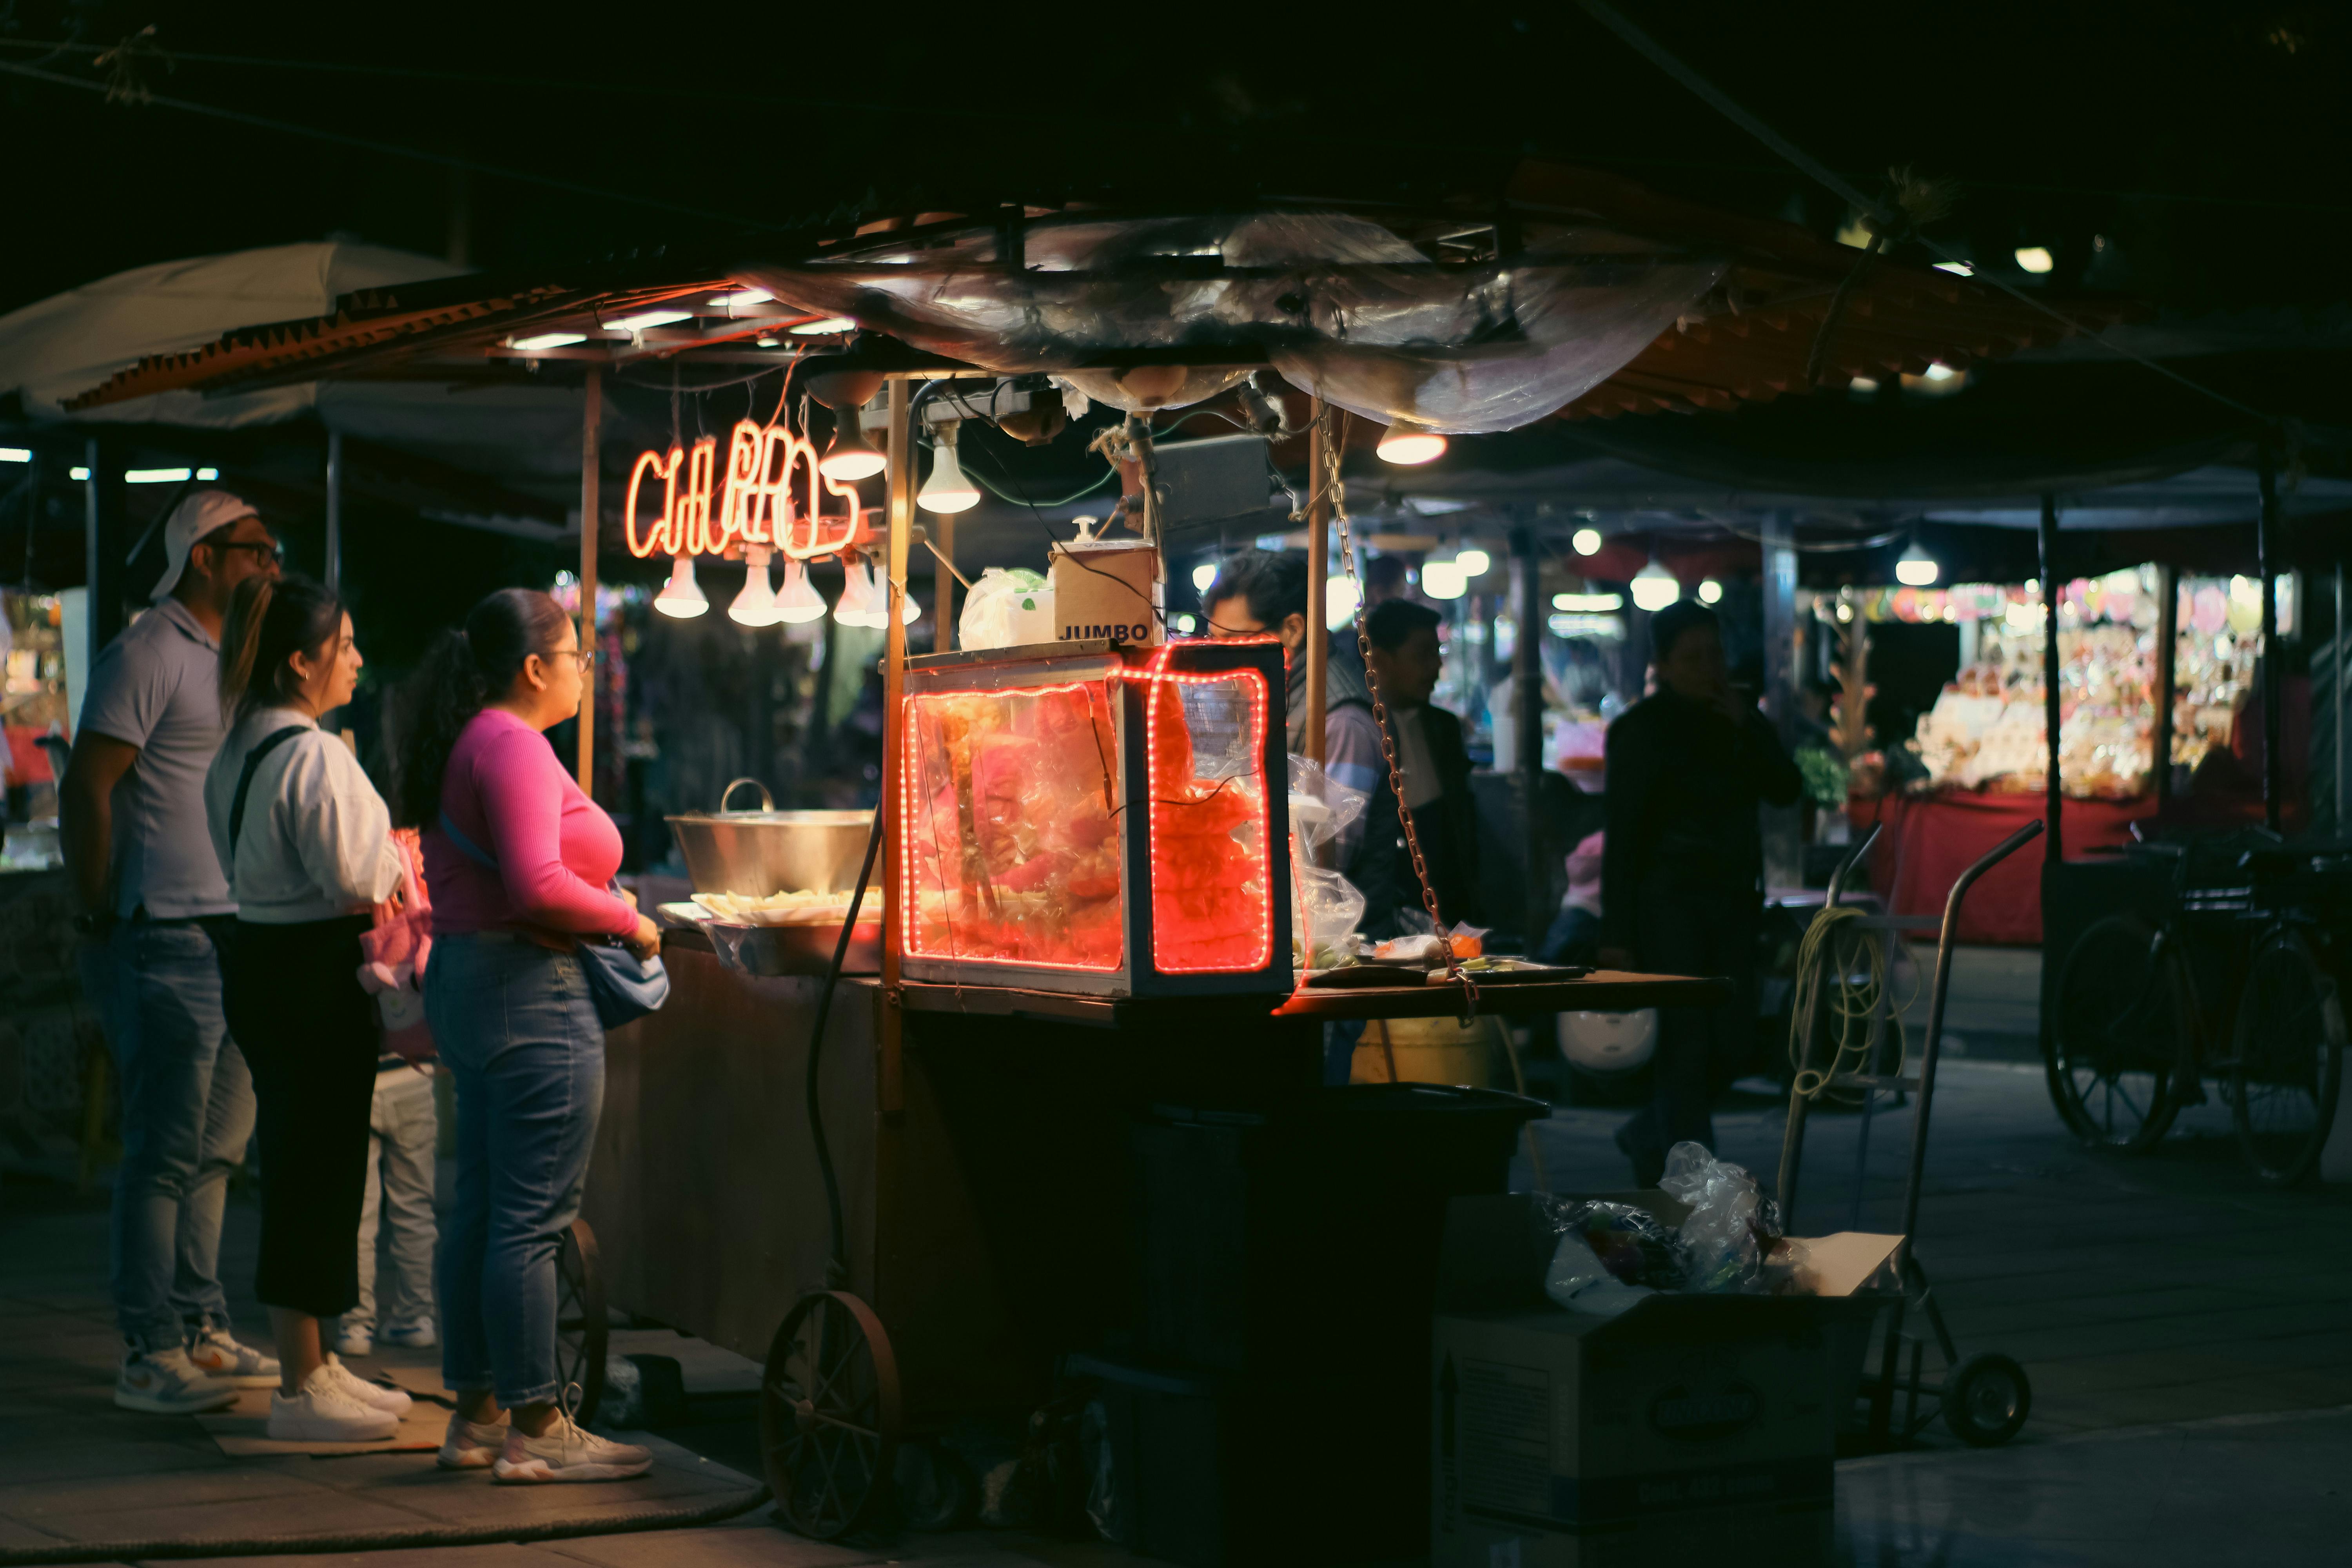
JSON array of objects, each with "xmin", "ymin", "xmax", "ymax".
[{"xmin": 739, "ymin": 211, "xmax": 1724, "ymax": 429}]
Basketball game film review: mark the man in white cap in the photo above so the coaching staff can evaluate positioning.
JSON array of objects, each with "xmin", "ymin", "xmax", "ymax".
[{"xmin": 60, "ymin": 489, "xmax": 286, "ymax": 1413}]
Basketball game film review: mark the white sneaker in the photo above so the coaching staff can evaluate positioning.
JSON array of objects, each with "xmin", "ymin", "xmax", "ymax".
[
  {"xmin": 492, "ymin": 1409, "xmax": 654, "ymax": 1483},
  {"xmin": 321, "ymin": 1355, "xmax": 413, "ymax": 1417},
  {"xmin": 267, "ymin": 1365, "xmax": 400, "ymax": 1443},
  {"xmin": 115, "ymin": 1344, "xmax": 238, "ymax": 1414},
  {"xmin": 439, "ymin": 1408, "xmax": 511, "ymax": 1469},
  {"xmin": 382, "ymin": 1319, "xmax": 438, "ymax": 1349},
  {"xmin": 184, "ymin": 1327, "xmax": 280, "ymax": 1388},
  {"xmin": 335, "ymin": 1326, "xmax": 374, "ymax": 1357}
]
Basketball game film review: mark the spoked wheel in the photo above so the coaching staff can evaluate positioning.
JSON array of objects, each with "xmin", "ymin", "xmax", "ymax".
[
  {"xmin": 762, "ymin": 1290, "xmax": 902, "ymax": 1540},
  {"xmin": 553, "ymin": 1220, "xmax": 608, "ymax": 1424},
  {"xmin": 2230, "ymin": 927, "xmax": 2346, "ymax": 1187},
  {"xmin": 2048, "ymin": 915, "xmax": 2187, "ymax": 1151}
]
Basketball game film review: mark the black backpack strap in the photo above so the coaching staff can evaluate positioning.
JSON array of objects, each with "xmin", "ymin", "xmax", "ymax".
[{"xmin": 229, "ymin": 726, "xmax": 311, "ymax": 858}]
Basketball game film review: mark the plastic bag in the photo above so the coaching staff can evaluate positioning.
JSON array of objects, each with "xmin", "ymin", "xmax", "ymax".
[
  {"xmin": 1288, "ymin": 754, "xmax": 1370, "ymax": 969},
  {"xmin": 959, "ymin": 567, "xmax": 1052, "ymax": 651},
  {"xmin": 1547, "ymin": 1199, "xmax": 1686, "ymax": 1290},
  {"xmin": 1287, "ymin": 752, "xmax": 1366, "ymax": 858},
  {"xmin": 1544, "ymin": 1233, "xmax": 1654, "ymax": 1317},
  {"xmin": 1660, "ymin": 1142, "xmax": 1786, "ymax": 1295}
]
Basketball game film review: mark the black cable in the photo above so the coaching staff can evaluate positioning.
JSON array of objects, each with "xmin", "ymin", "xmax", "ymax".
[{"xmin": 803, "ymin": 809, "xmax": 884, "ymax": 1288}]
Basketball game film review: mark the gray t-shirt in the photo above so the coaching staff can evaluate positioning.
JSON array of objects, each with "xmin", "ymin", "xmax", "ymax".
[{"xmin": 80, "ymin": 598, "xmax": 234, "ymax": 918}]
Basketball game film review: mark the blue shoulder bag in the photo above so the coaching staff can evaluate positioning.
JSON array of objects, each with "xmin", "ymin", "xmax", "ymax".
[{"xmin": 437, "ymin": 810, "xmax": 670, "ymax": 1029}]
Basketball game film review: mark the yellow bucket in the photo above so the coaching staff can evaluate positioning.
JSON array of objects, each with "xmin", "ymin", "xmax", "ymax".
[{"xmin": 1349, "ymin": 1014, "xmax": 1502, "ymax": 1087}]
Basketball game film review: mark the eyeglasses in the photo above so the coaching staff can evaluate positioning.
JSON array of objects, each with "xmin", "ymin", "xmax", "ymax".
[
  {"xmin": 545, "ymin": 647, "xmax": 595, "ymax": 671},
  {"xmin": 208, "ymin": 539, "xmax": 286, "ymax": 565}
]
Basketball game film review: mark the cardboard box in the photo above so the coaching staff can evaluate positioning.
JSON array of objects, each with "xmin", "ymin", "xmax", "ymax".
[
  {"xmin": 1051, "ymin": 536, "xmax": 1161, "ymax": 644},
  {"xmin": 1430, "ymin": 1192, "xmax": 1899, "ymax": 1568}
]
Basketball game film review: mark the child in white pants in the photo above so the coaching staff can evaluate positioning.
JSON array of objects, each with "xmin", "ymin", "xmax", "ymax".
[{"xmin": 337, "ymin": 1058, "xmax": 439, "ymax": 1356}]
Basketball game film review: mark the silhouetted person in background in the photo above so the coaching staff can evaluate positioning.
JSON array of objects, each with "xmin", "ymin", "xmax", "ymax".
[
  {"xmin": 1599, "ymin": 601, "xmax": 1801, "ymax": 1186},
  {"xmin": 1363, "ymin": 599, "xmax": 1478, "ymax": 926}
]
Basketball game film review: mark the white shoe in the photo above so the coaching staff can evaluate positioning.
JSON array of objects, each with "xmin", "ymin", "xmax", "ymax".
[
  {"xmin": 492, "ymin": 1409, "xmax": 654, "ymax": 1483},
  {"xmin": 335, "ymin": 1326, "xmax": 374, "ymax": 1357},
  {"xmin": 268, "ymin": 1366, "xmax": 400, "ymax": 1443},
  {"xmin": 184, "ymin": 1327, "xmax": 280, "ymax": 1388},
  {"xmin": 382, "ymin": 1319, "xmax": 438, "ymax": 1349},
  {"xmin": 115, "ymin": 1345, "xmax": 238, "ymax": 1415},
  {"xmin": 439, "ymin": 1408, "xmax": 511, "ymax": 1469},
  {"xmin": 321, "ymin": 1354, "xmax": 413, "ymax": 1417}
]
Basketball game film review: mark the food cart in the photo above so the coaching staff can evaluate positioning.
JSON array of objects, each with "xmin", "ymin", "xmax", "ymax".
[{"xmin": 55, "ymin": 167, "xmax": 2121, "ymax": 1551}]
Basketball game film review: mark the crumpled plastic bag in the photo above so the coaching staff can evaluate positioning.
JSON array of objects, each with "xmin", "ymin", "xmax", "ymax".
[
  {"xmin": 1544, "ymin": 1233, "xmax": 1654, "ymax": 1317},
  {"xmin": 1289, "ymin": 754, "xmax": 1369, "ymax": 968},
  {"xmin": 959, "ymin": 567, "xmax": 1052, "ymax": 651},
  {"xmin": 1660, "ymin": 1141, "xmax": 1803, "ymax": 1295}
]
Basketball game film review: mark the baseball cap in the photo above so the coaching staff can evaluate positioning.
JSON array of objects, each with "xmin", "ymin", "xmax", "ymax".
[{"xmin": 151, "ymin": 490, "xmax": 261, "ymax": 603}]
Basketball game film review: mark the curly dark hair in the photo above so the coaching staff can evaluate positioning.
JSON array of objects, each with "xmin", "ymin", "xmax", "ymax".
[{"xmin": 393, "ymin": 588, "xmax": 572, "ymax": 827}]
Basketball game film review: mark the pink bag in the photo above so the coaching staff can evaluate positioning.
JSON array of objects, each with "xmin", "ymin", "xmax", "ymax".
[{"xmin": 357, "ymin": 829, "xmax": 436, "ymax": 1064}]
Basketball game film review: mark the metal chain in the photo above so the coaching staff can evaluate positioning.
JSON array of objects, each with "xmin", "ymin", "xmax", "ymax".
[{"xmin": 1320, "ymin": 405, "xmax": 1481, "ymax": 1017}]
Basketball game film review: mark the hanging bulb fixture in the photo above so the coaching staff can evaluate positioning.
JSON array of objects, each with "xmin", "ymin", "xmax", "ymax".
[
  {"xmin": 1895, "ymin": 540, "xmax": 1940, "ymax": 587},
  {"xmin": 1376, "ymin": 417, "xmax": 1447, "ymax": 466},
  {"xmin": 774, "ymin": 558, "xmax": 827, "ymax": 624},
  {"xmin": 728, "ymin": 547, "xmax": 779, "ymax": 626},
  {"xmin": 819, "ymin": 407, "xmax": 887, "ymax": 481},
  {"xmin": 918, "ymin": 423, "xmax": 981, "ymax": 514},
  {"xmin": 1423, "ymin": 559, "xmax": 1468, "ymax": 600},
  {"xmin": 1455, "ymin": 545, "xmax": 1491, "ymax": 577},
  {"xmin": 653, "ymin": 554, "xmax": 709, "ymax": 618},
  {"xmin": 1630, "ymin": 557, "xmax": 1682, "ymax": 612},
  {"xmin": 833, "ymin": 558, "xmax": 874, "ymax": 626}
]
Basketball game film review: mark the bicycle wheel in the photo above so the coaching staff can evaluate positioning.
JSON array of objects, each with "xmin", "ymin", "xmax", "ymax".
[
  {"xmin": 2047, "ymin": 915, "xmax": 2186, "ymax": 1151},
  {"xmin": 2230, "ymin": 927, "xmax": 2345, "ymax": 1186}
]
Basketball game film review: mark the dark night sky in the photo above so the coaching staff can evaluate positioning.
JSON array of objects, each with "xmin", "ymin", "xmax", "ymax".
[{"xmin": 2, "ymin": 0, "xmax": 2348, "ymax": 317}]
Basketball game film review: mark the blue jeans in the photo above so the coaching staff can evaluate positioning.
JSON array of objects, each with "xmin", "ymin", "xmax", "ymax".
[
  {"xmin": 426, "ymin": 934, "xmax": 604, "ymax": 1408},
  {"xmin": 84, "ymin": 918, "xmax": 254, "ymax": 1349}
]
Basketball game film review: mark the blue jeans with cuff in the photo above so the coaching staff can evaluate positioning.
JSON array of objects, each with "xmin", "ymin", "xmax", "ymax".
[
  {"xmin": 426, "ymin": 933, "xmax": 604, "ymax": 1409},
  {"xmin": 84, "ymin": 917, "xmax": 254, "ymax": 1350}
]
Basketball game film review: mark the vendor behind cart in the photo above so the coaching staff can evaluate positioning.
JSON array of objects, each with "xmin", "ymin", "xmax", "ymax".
[{"xmin": 1598, "ymin": 600, "xmax": 1801, "ymax": 1186}]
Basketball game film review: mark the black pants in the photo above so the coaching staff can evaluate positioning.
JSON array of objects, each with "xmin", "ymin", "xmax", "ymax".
[
  {"xmin": 1617, "ymin": 878, "xmax": 1760, "ymax": 1183},
  {"xmin": 222, "ymin": 916, "xmax": 379, "ymax": 1318}
]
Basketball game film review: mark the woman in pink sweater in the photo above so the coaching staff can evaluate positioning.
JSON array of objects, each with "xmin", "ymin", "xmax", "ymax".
[{"xmin": 397, "ymin": 589, "xmax": 659, "ymax": 1485}]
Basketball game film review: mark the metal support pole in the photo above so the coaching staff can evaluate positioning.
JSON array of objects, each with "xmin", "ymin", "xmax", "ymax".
[
  {"xmin": 1513, "ymin": 525, "xmax": 1544, "ymax": 947},
  {"xmin": 2039, "ymin": 495, "xmax": 2063, "ymax": 863},
  {"xmin": 1760, "ymin": 510, "xmax": 1800, "ymax": 889},
  {"xmin": 2258, "ymin": 450, "xmax": 2283, "ymax": 833},
  {"xmin": 2153, "ymin": 563, "xmax": 2178, "ymax": 811},
  {"xmin": 576, "ymin": 367, "xmax": 602, "ymax": 796},
  {"xmin": 324, "ymin": 428, "xmax": 344, "ymax": 593},
  {"xmin": 2337, "ymin": 563, "xmax": 2347, "ymax": 832},
  {"xmin": 83, "ymin": 437, "xmax": 126, "ymax": 660},
  {"xmin": 1304, "ymin": 401, "xmax": 1329, "ymax": 765}
]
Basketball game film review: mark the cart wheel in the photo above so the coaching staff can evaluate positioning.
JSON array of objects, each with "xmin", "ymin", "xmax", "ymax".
[
  {"xmin": 2047, "ymin": 915, "xmax": 2185, "ymax": 1151},
  {"xmin": 553, "ymin": 1220, "xmax": 608, "ymax": 1425},
  {"xmin": 2230, "ymin": 928, "xmax": 2345, "ymax": 1187},
  {"xmin": 762, "ymin": 1290, "xmax": 903, "ymax": 1540},
  {"xmin": 1941, "ymin": 1352, "xmax": 2031, "ymax": 1446},
  {"xmin": 894, "ymin": 1439, "xmax": 977, "ymax": 1532}
]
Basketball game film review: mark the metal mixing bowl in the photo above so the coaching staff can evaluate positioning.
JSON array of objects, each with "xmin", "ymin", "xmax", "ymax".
[{"xmin": 665, "ymin": 779, "xmax": 875, "ymax": 897}]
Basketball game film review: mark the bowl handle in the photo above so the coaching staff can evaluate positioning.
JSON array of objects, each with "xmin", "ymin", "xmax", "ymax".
[{"xmin": 719, "ymin": 777, "xmax": 775, "ymax": 814}]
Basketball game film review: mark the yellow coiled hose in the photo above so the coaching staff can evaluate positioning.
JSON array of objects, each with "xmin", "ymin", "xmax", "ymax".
[{"xmin": 1787, "ymin": 902, "xmax": 1912, "ymax": 1099}]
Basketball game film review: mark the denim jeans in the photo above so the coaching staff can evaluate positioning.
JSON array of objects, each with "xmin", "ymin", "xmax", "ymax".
[
  {"xmin": 426, "ymin": 934, "xmax": 604, "ymax": 1408},
  {"xmin": 345, "ymin": 1066, "xmax": 440, "ymax": 1337},
  {"xmin": 83, "ymin": 918, "xmax": 254, "ymax": 1349}
]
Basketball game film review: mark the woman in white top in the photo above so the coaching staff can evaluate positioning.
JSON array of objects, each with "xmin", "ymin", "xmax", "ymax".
[{"xmin": 204, "ymin": 575, "xmax": 413, "ymax": 1444}]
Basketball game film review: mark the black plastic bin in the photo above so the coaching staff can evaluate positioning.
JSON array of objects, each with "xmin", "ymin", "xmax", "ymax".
[{"xmin": 1126, "ymin": 1083, "xmax": 1544, "ymax": 1560}]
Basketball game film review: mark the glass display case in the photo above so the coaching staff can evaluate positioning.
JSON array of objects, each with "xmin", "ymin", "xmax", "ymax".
[{"xmin": 897, "ymin": 638, "xmax": 1290, "ymax": 996}]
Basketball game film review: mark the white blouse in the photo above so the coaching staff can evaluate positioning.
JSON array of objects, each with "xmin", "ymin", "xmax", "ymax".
[{"xmin": 204, "ymin": 707, "xmax": 403, "ymax": 924}]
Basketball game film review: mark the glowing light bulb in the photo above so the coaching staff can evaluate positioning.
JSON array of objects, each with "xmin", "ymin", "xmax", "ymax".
[
  {"xmin": 1376, "ymin": 418, "xmax": 1447, "ymax": 465},
  {"xmin": 1423, "ymin": 561, "xmax": 1468, "ymax": 600},
  {"xmin": 1191, "ymin": 562, "xmax": 1219, "ymax": 593},
  {"xmin": 510, "ymin": 332, "xmax": 585, "ymax": 352},
  {"xmin": 1698, "ymin": 578, "xmax": 1724, "ymax": 604},
  {"xmin": 728, "ymin": 548, "xmax": 779, "ymax": 626},
  {"xmin": 2013, "ymin": 246, "xmax": 2054, "ymax": 274},
  {"xmin": 654, "ymin": 554, "xmax": 708, "ymax": 618},
  {"xmin": 1572, "ymin": 527, "xmax": 1602, "ymax": 556},
  {"xmin": 1630, "ymin": 558, "xmax": 1681, "ymax": 612},
  {"xmin": 918, "ymin": 432, "xmax": 981, "ymax": 514},
  {"xmin": 710, "ymin": 288, "xmax": 773, "ymax": 307},
  {"xmin": 774, "ymin": 559, "xmax": 827, "ymax": 624},
  {"xmin": 819, "ymin": 416, "xmax": 886, "ymax": 482},
  {"xmin": 790, "ymin": 316, "xmax": 858, "ymax": 335},
  {"xmin": 1895, "ymin": 541, "xmax": 1939, "ymax": 587},
  {"xmin": 1455, "ymin": 546, "xmax": 1491, "ymax": 577},
  {"xmin": 608, "ymin": 310, "xmax": 693, "ymax": 333}
]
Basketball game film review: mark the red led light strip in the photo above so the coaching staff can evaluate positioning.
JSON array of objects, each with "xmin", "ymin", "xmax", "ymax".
[
  {"xmin": 625, "ymin": 419, "xmax": 864, "ymax": 561},
  {"xmin": 1137, "ymin": 646, "xmax": 1275, "ymax": 975}
]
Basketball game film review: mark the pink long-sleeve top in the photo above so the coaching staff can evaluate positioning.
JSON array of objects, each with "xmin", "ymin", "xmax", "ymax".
[{"xmin": 424, "ymin": 708, "xmax": 636, "ymax": 939}]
